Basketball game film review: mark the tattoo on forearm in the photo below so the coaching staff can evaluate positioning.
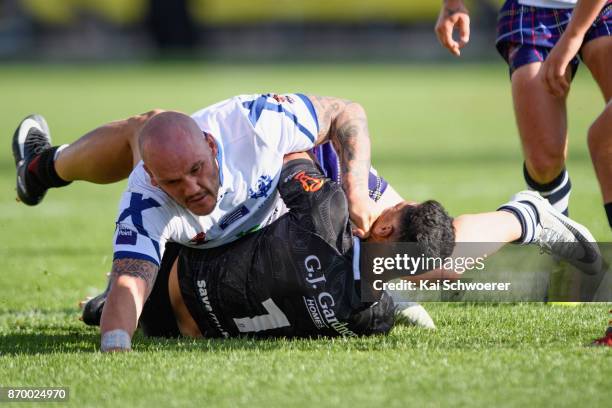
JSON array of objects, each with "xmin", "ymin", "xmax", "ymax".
[
  {"xmin": 111, "ymin": 258, "xmax": 158, "ymax": 290},
  {"xmin": 336, "ymin": 122, "xmax": 360, "ymax": 161}
]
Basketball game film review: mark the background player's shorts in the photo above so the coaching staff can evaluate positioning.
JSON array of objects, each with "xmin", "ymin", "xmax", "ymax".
[
  {"xmin": 312, "ymin": 143, "xmax": 388, "ymax": 202},
  {"xmin": 495, "ymin": 0, "xmax": 612, "ymax": 76}
]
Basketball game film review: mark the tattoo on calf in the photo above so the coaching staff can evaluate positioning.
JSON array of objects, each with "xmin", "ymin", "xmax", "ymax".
[{"xmin": 111, "ymin": 258, "xmax": 158, "ymax": 290}]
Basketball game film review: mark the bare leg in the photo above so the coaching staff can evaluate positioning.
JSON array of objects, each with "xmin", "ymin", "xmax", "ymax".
[
  {"xmin": 511, "ymin": 62, "xmax": 570, "ymax": 183},
  {"xmin": 582, "ymin": 36, "xmax": 612, "ymax": 205},
  {"xmin": 55, "ymin": 110, "xmax": 162, "ymax": 183},
  {"xmin": 587, "ymin": 102, "xmax": 612, "ymax": 204}
]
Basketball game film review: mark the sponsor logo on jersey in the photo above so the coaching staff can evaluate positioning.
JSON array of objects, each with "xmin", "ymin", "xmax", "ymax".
[
  {"xmin": 196, "ymin": 279, "xmax": 229, "ymax": 338},
  {"xmin": 189, "ymin": 231, "xmax": 207, "ymax": 245},
  {"xmin": 248, "ymin": 175, "xmax": 273, "ymax": 199},
  {"xmin": 115, "ymin": 225, "xmax": 137, "ymax": 245},
  {"xmin": 219, "ymin": 205, "xmax": 250, "ymax": 230},
  {"xmin": 302, "ymin": 254, "xmax": 358, "ymax": 337},
  {"xmin": 303, "ymin": 297, "xmax": 326, "ymax": 329},
  {"xmin": 294, "ymin": 171, "xmax": 324, "ymax": 193}
]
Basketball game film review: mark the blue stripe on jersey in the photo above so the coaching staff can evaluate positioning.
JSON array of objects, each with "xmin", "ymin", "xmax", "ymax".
[
  {"xmin": 352, "ymin": 237, "xmax": 361, "ymax": 281},
  {"xmin": 244, "ymin": 95, "xmax": 268, "ymax": 128},
  {"xmin": 242, "ymin": 95, "xmax": 316, "ymax": 143},
  {"xmin": 117, "ymin": 193, "xmax": 162, "ymax": 260},
  {"xmin": 295, "ymin": 93, "xmax": 319, "ymax": 133},
  {"xmin": 113, "ymin": 251, "xmax": 160, "ymax": 267}
]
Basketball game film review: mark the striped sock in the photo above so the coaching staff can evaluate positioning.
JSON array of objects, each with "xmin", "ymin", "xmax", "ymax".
[
  {"xmin": 498, "ymin": 201, "xmax": 540, "ymax": 244},
  {"xmin": 523, "ymin": 164, "xmax": 571, "ymax": 216}
]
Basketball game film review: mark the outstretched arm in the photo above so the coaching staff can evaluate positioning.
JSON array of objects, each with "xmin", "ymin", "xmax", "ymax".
[
  {"xmin": 434, "ymin": 0, "xmax": 470, "ymax": 56},
  {"xmin": 307, "ymin": 95, "xmax": 377, "ymax": 238},
  {"xmin": 539, "ymin": 0, "xmax": 607, "ymax": 97},
  {"xmin": 99, "ymin": 258, "xmax": 158, "ymax": 352}
]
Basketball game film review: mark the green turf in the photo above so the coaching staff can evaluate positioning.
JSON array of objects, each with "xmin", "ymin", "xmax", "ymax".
[{"xmin": 0, "ymin": 63, "xmax": 610, "ymax": 407}]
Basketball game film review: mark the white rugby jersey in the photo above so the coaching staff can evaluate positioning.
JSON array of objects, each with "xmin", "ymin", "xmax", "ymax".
[
  {"xmin": 518, "ymin": 0, "xmax": 576, "ymax": 9},
  {"xmin": 113, "ymin": 93, "xmax": 319, "ymax": 266}
]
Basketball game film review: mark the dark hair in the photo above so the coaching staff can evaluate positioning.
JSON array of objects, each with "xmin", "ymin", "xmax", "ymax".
[{"xmin": 398, "ymin": 200, "xmax": 455, "ymax": 259}]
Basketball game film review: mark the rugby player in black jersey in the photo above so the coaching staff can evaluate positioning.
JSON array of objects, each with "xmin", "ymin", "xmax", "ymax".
[{"xmin": 132, "ymin": 153, "xmax": 454, "ymax": 343}]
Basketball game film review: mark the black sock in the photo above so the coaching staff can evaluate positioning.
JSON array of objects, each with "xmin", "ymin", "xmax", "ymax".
[
  {"xmin": 523, "ymin": 163, "xmax": 571, "ymax": 216},
  {"xmin": 605, "ymin": 202, "xmax": 612, "ymax": 230},
  {"xmin": 27, "ymin": 146, "xmax": 71, "ymax": 189}
]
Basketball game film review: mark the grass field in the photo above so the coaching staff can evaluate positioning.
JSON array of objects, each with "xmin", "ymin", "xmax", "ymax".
[{"xmin": 0, "ymin": 63, "xmax": 610, "ymax": 407}]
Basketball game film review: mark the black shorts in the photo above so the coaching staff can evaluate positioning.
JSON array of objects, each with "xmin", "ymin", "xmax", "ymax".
[{"xmin": 138, "ymin": 243, "xmax": 181, "ymax": 338}]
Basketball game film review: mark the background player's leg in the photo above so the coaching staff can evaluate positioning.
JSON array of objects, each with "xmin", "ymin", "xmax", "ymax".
[
  {"xmin": 581, "ymin": 36, "xmax": 612, "ymax": 230},
  {"xmin": 512, "ymin": 62, "xmax": 572, "ymax": 215},
  {"xmin": 55, "ymin": 110, "xmax": 161, "ymax": 183}
]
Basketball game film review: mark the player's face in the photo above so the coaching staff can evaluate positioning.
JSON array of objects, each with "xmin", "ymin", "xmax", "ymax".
[{"xmin": 147, "ymin": 134, "xmax": 220, "ymax": 215}]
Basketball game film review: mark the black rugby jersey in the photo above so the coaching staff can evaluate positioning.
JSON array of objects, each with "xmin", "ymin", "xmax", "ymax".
[{"xmin": 141, "ymin": 159, "xmax": 394, "ymax": 338}]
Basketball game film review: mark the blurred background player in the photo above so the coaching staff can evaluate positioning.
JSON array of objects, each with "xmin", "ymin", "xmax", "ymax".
[
  {"xmin": 435, "ymin": 0, "xmax": 612, "ymax": 229},
  {"xmin": 536, "ymin": 0, "xmax": 612, "ymax": 346}
]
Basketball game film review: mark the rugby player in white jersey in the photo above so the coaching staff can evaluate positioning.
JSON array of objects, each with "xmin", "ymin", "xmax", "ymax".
[{"xmin": 12, "ymin": 94, "xmax": 603, "ymax": 351}]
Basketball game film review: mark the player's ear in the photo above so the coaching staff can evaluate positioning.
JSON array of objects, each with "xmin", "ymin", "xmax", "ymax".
[
  {"xmin": 143, "ymin": 164, "xmax": 158, "ymax": 187},
  {"xmin": 372, "ymin": 222, "xmax": 394, "ymax": 239},
  {"xmin": 204, "ymin": 132, "xmax": 218, "ymax": 157}
]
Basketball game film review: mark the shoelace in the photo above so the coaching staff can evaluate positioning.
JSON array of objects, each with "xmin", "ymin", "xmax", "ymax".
[
  {"xmin": 536, "ymin": 227, "xmax": 578, "ymax": 259},
  {"xmin": 25, "ymin": 130, "xmax": 51, "ymax": 156}
]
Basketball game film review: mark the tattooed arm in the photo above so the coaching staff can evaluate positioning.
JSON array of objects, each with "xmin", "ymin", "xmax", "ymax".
[
  {"xmin": 99, "ymin": 258, "xmax": 159, "ymax": 352},
  {"xmin": 434, "ymin": 0, "xmax": 470, "ymax": 56},
  {"xmin": 307, "ymin": 95, "xmax": 378, "ymax": 237}
]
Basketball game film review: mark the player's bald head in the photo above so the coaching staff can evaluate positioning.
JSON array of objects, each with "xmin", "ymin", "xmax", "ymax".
[
  {"xmin": 138, "ymin": 111, "xmax": 220, "ymax": 215},
  {"xmin": 139, "ymin": 111, "xmax": 205, "ymax": 163}
]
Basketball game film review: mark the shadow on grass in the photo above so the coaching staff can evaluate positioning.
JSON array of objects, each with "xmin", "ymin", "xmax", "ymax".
[
  {"xmin": 0, "ymin": 332, "xmax": 100, "ymax": 355},
  {"xmin": 0, "ymin": 330, "xmax": 397, "ymax": 355}
]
